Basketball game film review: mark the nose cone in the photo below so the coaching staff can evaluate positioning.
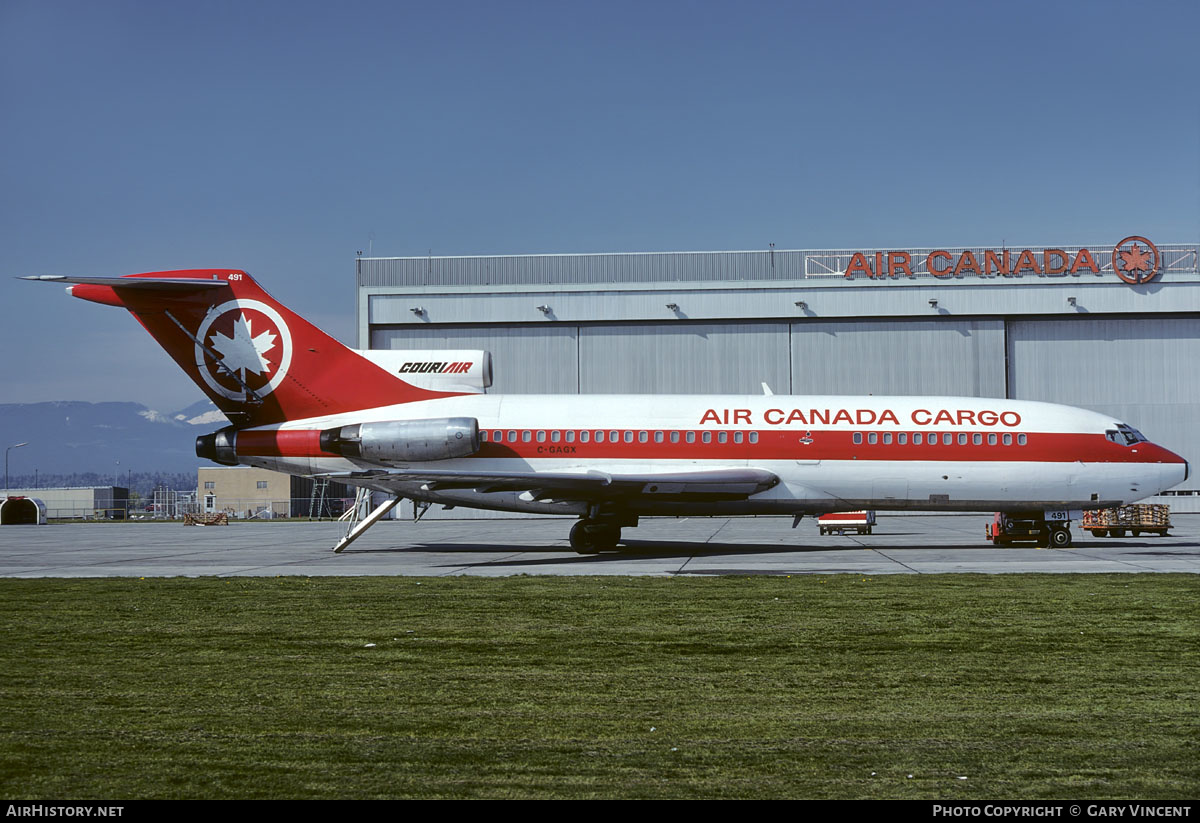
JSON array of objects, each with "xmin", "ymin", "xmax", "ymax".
[{"xmin": 1154, "ymin": 444, "xmax": 1189, "ymax": 491}]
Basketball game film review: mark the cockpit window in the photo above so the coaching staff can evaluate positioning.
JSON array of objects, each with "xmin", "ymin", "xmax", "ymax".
[{"xmin": 1110, "ymin": 424, "xmax": 1147, "ymax": 446}]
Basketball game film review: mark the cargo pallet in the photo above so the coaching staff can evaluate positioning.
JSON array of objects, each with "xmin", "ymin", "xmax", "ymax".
[
  {"xmin": 1081, "ymin": 504, "xmax": 1170, "ymax": 538},
  {"xmin": 184, "ymin": 512, "xmax": 230, "ymax": 526}
]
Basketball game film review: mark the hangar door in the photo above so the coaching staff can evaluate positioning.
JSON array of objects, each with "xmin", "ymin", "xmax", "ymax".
[
  {"xmin": 1007, "ymin": 316, "xmax": 1199, "ymax": 492},
  {"xmin": 790, "ymin": 319, "xmax": 1006, "ymax": 397},
  {"xmin": 579, "ymin": 323, "xmax": 790, "ymax": 394},
  {"xmin": 373, "ymin": 318, "xmax": 1010, "ymax": 398}
]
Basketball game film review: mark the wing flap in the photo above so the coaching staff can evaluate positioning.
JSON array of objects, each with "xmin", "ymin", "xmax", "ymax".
[{"xmin": 321, "ymin": 467, "xmax": 779, "ymax": 500}]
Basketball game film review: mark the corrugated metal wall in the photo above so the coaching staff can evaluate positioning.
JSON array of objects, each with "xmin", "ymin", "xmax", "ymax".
[
  {"xmin": 371, "ymin": 319, "xmax": 1005, "ymax": 398},
  {"xmin": 357, "ymin": 250, "xmax": 809, "ymax": 287},
  {"xmin": 1007, "ymin": 316, "xmax": 1200, "ymax": 462},
  {"xmin": 357, "ymin": 244, "xmax": 1199, "ymax": 287},
  {"xmin": 579, "ymin": 323, "xmax": 790, "ymax": 394},
  {"xmin": 790, "ymin": 320, "xmax": 1005, "ymax": 397}
]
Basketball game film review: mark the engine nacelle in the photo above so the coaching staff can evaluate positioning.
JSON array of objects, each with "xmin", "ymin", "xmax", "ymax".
[
  {"xmin": 318, "ymin": 417, "xmax": 480, "ymax": 464},
  {"xmin": 196, "ymin": 426, "xmax": 239, "ymax": 466}
]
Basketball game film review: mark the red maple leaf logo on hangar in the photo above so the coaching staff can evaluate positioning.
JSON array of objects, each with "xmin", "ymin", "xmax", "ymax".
[
  {"xmin": 1119, "ymin": 244, "xmax": 1151, "ymax": 276},
  {"xmin": 1111, "ymin": 236, "xmax": 1161, "ymax": 285}
]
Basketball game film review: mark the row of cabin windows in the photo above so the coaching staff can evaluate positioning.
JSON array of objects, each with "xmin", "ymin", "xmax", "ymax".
[
  {"xmin": 482, "ymin": 429, "xmax": 761, "ymax": 445},
  {"xmin": 852, "ymin": 431, "xmax": 1028, "ymax": 446},
  {"xmin": 479, "ymin": 429, "xmax": 1028, "ymax": 447}
]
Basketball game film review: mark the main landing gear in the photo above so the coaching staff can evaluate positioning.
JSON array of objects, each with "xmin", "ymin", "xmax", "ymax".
[
  {"xmin": 569, "ymin": 510, "xmax": 638, "ymax": 553},
  {"xmin": 569, "ymin": 520, "xmax": 620, "ymax": 552}
]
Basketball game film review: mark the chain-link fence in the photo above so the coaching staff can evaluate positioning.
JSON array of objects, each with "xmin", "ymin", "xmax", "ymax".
[{"xmin": 33, "ymin": 497, "xmax": 357, "ymax": 521}]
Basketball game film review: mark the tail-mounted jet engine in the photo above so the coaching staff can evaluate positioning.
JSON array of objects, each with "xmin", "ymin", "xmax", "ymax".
[
  {"xmin": 318, "ymin": 418, "xmax": 480, "ymax": 465},
  {"xmin": 196, "ymin": 418, "xmax": 481, "ymax": 467},
  {"xmin": 195, "ymin": 427, "xmax": 239, "ymax": 466}
]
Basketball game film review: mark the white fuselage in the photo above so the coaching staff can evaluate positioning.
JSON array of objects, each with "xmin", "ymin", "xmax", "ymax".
[{"xmin": 232, "ymin": 394, "xmax": 1188, "ymax": 517}]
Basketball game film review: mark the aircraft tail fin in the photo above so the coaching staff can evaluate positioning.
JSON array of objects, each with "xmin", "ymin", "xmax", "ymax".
[{"xmin": 26, "ymin": 270, "xmax": 459, "ymax": 426}]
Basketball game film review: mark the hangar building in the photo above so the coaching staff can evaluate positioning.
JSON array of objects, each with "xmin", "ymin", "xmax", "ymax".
[
  {"xmin": 354, "ymin": 237, "xmax": 1199, "ymax": 513},
  {"xmin": 0, "ymin": 486, "xmax": 128, "ymax": 519}
]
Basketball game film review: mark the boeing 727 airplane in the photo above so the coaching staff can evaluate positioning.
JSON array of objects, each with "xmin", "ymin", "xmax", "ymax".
[{"xmin": 25, "ymin": 269, "xmax": 1189, "ymax": 552}]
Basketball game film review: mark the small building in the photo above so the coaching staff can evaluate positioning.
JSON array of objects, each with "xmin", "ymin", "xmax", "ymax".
[
  {"xmin": 197, "ymin": 467, "xmax": 351, "ymax": 518},
  {"xmin": 0, "ymin": 486, "xmax": 128, "ymax": 519},
  {"xmin": 198, "ymin": 467, "xmax": 290, "ymax": 519}
]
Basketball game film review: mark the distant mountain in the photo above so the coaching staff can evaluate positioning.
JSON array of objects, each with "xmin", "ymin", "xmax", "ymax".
[
  {"xmin": 1, "ymin": 400, "xmax": 228, "ymax": 478},
  {"xmin": 170, "ymin": 399, "xmax": 229, "ymax": 427}
]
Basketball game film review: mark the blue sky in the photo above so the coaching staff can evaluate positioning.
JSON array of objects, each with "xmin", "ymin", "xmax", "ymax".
[{"xmin": 2, "ymin": 0, "xmax": 1197, "ymax": 411}]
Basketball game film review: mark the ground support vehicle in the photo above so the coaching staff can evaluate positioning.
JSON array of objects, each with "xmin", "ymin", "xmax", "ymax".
[
  {"xmin": 1082, "ymin": 504, "xmax": 1170, "ymax": 538},
  {"xmin": 986, "ymin": 511, "xmax": 1074, "ymax": 548},
  {"xmin": 818, "ymin": 511, "xmax": 875, "ymax": 535}
]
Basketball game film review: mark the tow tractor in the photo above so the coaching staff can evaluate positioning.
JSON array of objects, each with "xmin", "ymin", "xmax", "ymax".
[{"xmin": 986, "ymin": 509, "xmax": 1077, "ymax": 548}]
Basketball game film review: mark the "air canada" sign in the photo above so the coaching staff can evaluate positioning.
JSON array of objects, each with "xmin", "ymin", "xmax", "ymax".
[{"xmin": 843, "ymin": 235, "xmax": 1160, "ymax": 285}]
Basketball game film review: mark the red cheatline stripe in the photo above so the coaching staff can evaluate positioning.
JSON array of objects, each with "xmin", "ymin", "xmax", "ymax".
[
  {"xmin": 231, "ymin": 428, "xmax": 1181, "ymax": 465},
  {"xmin": 476, "ymin": 430, "xmax": 1172, "ymax": 463}
]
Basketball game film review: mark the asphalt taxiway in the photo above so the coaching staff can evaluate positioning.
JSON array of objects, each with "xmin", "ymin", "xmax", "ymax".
[{"xmin": 1, "ymin": 514, "xmax": 1198, "ymax": 577}]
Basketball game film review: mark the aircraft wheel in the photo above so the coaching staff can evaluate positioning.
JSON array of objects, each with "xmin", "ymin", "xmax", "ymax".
[
  {"xmin": 570, "ymin": 520, "xmax": 600, "ymax": 553},
  {"xmin": 1049, "ymin": 527, "xmax": 1072, "ymax": 548},
  {"xmin": 569, "ymin": 521, "xmax": 621, "ymax": 553},
  {"xmin": 592, "ymin": 524, "xmax": 621, "ymax": 550}
]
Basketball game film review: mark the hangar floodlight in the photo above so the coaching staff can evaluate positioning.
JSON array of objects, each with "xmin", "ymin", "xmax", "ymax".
[{"xmin": 537, "ymin": 305, "xmax": 552, "ymax": 314}]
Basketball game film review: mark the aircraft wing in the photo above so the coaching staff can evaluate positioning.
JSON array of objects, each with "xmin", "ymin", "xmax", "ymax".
[{"xmin": 326, "ymin": 467, "xmax": 780, "ymax": 501}]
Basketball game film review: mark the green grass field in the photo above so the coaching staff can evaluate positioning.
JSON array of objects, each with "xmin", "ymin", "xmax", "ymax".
[{"xmin": 0, "ymin": 574, "xmax": 1196, "ymax": 799}]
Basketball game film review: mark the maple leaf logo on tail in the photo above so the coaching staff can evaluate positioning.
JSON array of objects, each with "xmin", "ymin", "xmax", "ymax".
[
  {"xmin": 194, "ymin": 299, "xmax": 294, "ymax": 402},
  {"xmin": 1112, "ymin": 236, "xmax": 1161, "ymax": 285},
  {"xmin": 210, "ymin": 313, "xmax": 278, "ymax": 380}
]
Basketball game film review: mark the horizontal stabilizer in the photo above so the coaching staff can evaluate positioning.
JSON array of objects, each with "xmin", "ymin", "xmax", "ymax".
[
  {"xmin": 22, "ymin": 268, "xmax": 465, "ymax": 426},
  {"xmin": 20, "ymin": 275, "xmax": 229, "ymax": 291}
]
